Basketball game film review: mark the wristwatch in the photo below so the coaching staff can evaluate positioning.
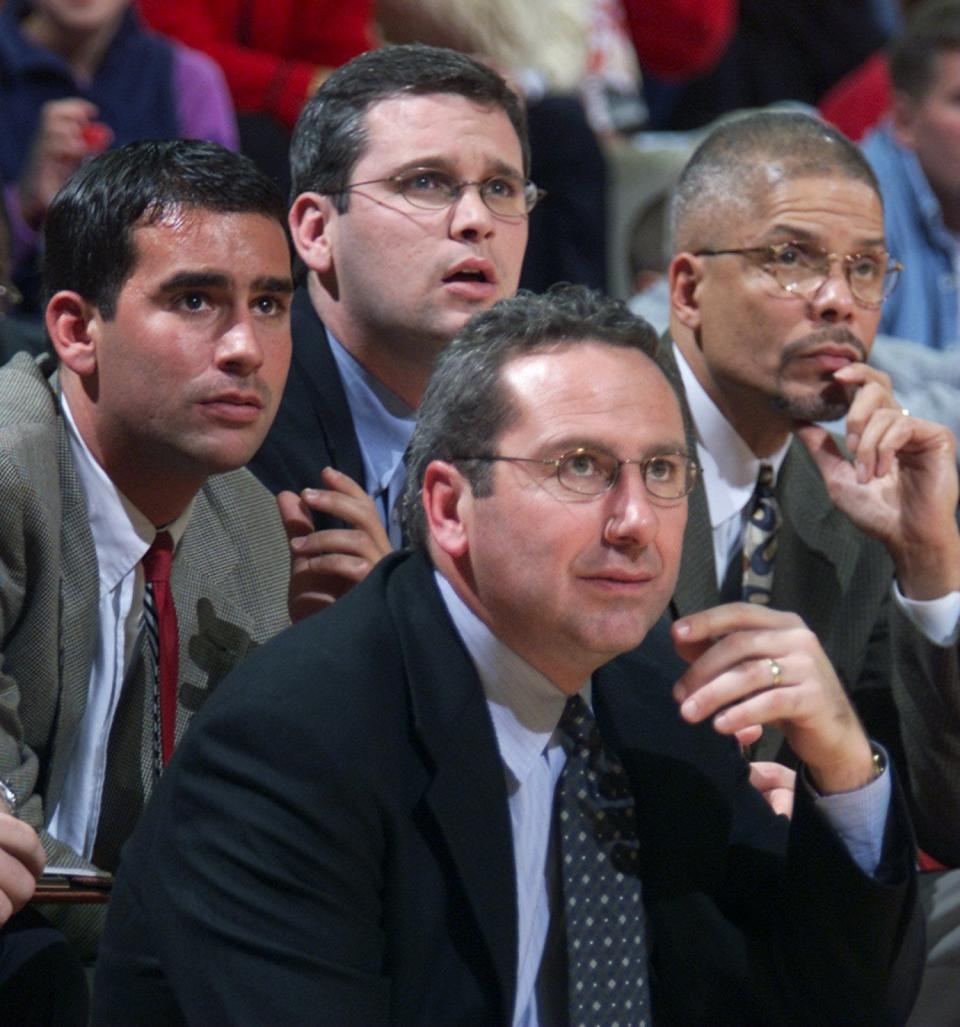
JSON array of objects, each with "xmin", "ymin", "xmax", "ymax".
[{"xmin": 0, "ymin": 779, "xmax": 17, "ymax": 816}]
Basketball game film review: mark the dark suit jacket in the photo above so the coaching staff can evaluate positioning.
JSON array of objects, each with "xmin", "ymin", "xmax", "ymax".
[
  {"xmin": 656, "ymin": 341, "xmax": 902, "ymax": 764},
  {"xmin": 93, "ymin": 553, "xmax": 923, "ymax": 1026},
  {"xmin": 248, "ymin": 288, "xmax": 365, "ymax": 529}
]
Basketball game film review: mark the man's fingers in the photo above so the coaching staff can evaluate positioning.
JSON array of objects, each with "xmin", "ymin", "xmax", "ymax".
[
  {"xmin": 277, "ymin": 490, "xmax": 314, "ymax": 542},
  {"xmin": 0, "ymin": 816, "xmax": 46, "ymax": 923},
  {"xmin": 748, "ymin": 761, "xmax": 796, "ymax": 818}
]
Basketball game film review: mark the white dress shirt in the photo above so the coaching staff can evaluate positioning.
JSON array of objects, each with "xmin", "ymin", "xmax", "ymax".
[
  {"xmin": 434, "ymin": 568, "xmax": 890, "ymax": 1027},
  {"xmin": 673, "ymin": 344, "xmax": 960, "ymax": 645},
  {"xmin": 47, "ymin": 394, "xmax": 191, "ymax": 861}
]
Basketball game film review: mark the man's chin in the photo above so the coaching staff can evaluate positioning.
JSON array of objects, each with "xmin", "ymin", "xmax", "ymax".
[{"xmin": 774, "ymin": 381, "xmax": 852, "ymax": 424}]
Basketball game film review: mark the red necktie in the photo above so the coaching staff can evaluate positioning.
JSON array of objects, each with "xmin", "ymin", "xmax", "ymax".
[{"xmin": 142, "ymin": 531, "xmax": 179, "ymax": 765}]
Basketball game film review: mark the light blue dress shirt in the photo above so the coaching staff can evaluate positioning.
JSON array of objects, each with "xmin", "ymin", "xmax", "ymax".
[
  {"xmin": 863, "ymin": 123, "xmax": 960, "ymax": 352},
  {"xmin": 326, "ymin": 329, "xmax": 416, "ymax": 546}
]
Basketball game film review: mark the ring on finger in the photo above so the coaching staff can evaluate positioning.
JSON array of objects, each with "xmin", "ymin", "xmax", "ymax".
[
  {"xmin": 900, "ymin": 407, "xmax": 910, "ymax": 416},
  {"xmin": 766, "ymin": 657, "xmax": 782, "ymax": 688}
]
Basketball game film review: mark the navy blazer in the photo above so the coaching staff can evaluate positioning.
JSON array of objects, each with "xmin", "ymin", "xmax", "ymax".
[
  {"xmin": 249, "ymin": 288, "xmax": 365, "ymax": 528},
  {"xmin": 94, "ymin": 553, "xmax": 923, "ymax": 1026}
]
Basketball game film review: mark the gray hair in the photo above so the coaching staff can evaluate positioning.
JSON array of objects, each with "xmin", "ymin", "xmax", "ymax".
[
  {"xmin": 401, "ymin": 284, "xmax": 661, "ymax": 550},
  {"xmin": 669, "ymin": 110, "xmax": 881, "ymax": 254}
]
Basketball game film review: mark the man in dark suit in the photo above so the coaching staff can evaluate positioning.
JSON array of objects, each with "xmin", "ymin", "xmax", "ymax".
[
  {"xmin": 248, "ymin": 44, "xmax": 531, "ymax": 616},
  {"xmin": 660, "ymin": 109, "xmax": 960, "ymax": 765},
  {"xmin": 94, "ymin": 286, "xmax": 923, "ymax": 1026},
  {"xmin": 0, "ymin": 140, "xmax": 295, "ymax": 968}
]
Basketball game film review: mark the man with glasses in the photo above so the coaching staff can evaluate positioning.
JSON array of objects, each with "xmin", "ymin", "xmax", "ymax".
[
  {"xmin": 661, "ymin": 109, "xmax": 960, "ymax": 772},
  {"xmin": 249, "ymin": 44, "xmax": 532, "ymax": 615},
  {"xmin": 94, "ymin": 286, "xmax": 923, "ymax": 1025}
]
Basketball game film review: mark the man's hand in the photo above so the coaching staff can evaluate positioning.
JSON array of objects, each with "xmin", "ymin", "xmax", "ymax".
[
  {"xmin": 279, "ymin": 467, "xmax": 393, "ymax": 620},
  {"xmin": 797, "ymin": 364, "xmax": 960, "ymax": 599},
  {"xmin": 672, "ymin": 603, "xmax": 876, "ymax": 795},
  {"xmin": 0, "ymin": 813, "xmax": 45, "ymax": 926},
  {"xmin": 17, "ymin": 99, "xmax": 112, "ymax": 230},
  {"xmin": 749, "ymin": 761, "xmax": 796, "ymax": 818}
]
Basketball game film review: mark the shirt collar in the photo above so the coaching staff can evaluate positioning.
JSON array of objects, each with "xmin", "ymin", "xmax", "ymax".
[
  {"xmin": 674, "ymin": 343, "xmax": 791, "ymax": 528},
  {"xmin": 62, "ymin": 392, "xmax": 193, "ymax": 596},
  {"xmin": 326, "ymin": 328, "xmax": 416, "ymax": 499},
  {"xmin": 434, "ymin": 570, "xmax": 588, "ymax": 789}
]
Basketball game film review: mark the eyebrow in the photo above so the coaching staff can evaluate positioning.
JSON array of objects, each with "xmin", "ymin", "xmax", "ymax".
[
  {"xmin": 539, "ymin": 438, "xmax": 691, "ymax": 460},
  {"xmin": 764, "ymin": 225, "xmax": 888, "ymax": 250},
  {"xmin": 157, "ymin": 271, "xmax": 294, "ymax": 294},
  {"xmin": 389, "ymin": 156, "xmax": 525, "ymax": 181}
]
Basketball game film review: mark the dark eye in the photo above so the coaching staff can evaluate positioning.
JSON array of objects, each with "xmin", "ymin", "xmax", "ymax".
[
  {"xmin": 253, "ymin": 295, "xmax": 288, "ymax": 316},
  {"xmin": 771, "ymin": 244, "xmax": 808, "ymax": 268},
  {"xmin": 177, "ymin": 292, "xmax": 211, "ymax": 312}
]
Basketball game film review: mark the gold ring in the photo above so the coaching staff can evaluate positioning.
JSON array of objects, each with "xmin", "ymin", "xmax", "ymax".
[{"xmin": 767, "ymin": 657, "xmax": 782, "ymax": 688}]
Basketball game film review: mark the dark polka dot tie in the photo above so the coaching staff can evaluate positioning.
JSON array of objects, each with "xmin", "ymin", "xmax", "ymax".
[
  {"xmin": 742, "ymin": 463, "xmax": 780, "ymax": 605},
  {"xmin": 556, "ymin": 694, "xmax": 650, "ymax": 1027}
]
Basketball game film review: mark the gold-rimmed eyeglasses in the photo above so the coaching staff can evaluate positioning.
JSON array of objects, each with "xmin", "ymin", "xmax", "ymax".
[
  {"xmin": 457, "ymin": 447, "xmax": 700, "ymax": 502},
  {"xmin": 695, "ymin": 240, "xmax": 902, "ymax": 309}
]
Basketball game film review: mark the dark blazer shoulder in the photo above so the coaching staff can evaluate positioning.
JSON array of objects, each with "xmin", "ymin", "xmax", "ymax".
[{"xmin": 248, "ymin": 289, "xmax": 364, "ymax": 501}]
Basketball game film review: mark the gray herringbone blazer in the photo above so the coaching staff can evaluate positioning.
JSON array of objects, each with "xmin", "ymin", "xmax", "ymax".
[
  {"xmin": 657, "ymin": 340, "xmax": 900, "ymax": 762},
  {"xmin": 0, "ymin": 352, "xmax": 290, "ymax": 949}
]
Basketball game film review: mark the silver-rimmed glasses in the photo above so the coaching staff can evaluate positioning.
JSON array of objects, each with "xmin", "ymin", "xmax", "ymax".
[
  {"xmin": 337, "ymin": 167, "xmax": 545, "ymax": 219},
  {"xmin": 458, "ymin": 447, "xmax": 700, "ymax": 502}
]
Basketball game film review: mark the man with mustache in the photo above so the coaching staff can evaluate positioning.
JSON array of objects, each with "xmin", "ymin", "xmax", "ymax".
[
  {"xmin": 662, "ymin": 109, "xmax": 960, "ymax": 768},
  {"xmin": 0, "ymin": 138, "xmax": 295, "ymax": 978},
  {"xmin": 248, "ymin": 44, "xmax": 531, "ymax": 615}
]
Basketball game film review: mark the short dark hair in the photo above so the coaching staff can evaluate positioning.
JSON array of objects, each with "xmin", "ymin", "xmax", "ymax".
[
  {"xmin": 42, "ymin": 140, "xmax": 288, "ymax": 319},
  {"xmin": 401, "ymin": 284, "xmax": 662, "ymax": 550},
  {"xmin": 890, "ymin": 0, "xmax": 960, "ymax": 101},
  {"xmin": 670, "ymin": 110, "xmax": 881, "ymax": 253},
  {"xmin": 290, "ymin": 43, "xmax": 530, "ymax": 211}
]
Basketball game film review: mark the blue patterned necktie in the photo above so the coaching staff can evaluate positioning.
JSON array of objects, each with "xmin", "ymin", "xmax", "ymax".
[
  {"xmin": 742, "ymin": 463, "xmax": 780, "ymax": 605},
  {"xmin": 556, "ymin": 694, "xmax": 651, "ymax": 1027}
]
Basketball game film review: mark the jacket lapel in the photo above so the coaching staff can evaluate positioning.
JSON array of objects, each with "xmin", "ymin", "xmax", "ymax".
[
  {"xmin": 656, "ymin": 339, "xmax": 721, "ymax": 618},
  {"xmin": 291, "ymin": 291, "xmax": 365, "ymax": 486},
  {"xmin": 387, "ymin": 555, "xmax": 518, "ymax": 1024},
  {"xmin": 49, "ymin": 411, "xmax": 99, "ymax": 807},
  {"xmin": 771, "ymin": 441, "xmax": 856, "ymax": 640}
]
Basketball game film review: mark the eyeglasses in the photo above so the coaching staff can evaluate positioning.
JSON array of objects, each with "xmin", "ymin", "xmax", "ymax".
[
  {"xmin": 457, "ymin": 447, "xmax": 700, "ymax": 502},
  {"xmin": 336, "ymin": 167, "xmax": 545, "ymax": 219},
  {"xmin": 695, "ymin": 240, "xmax": 902, "ymax": 309},
  {"xmin": 0, "ymin": 281, "xmax": 22, "ymax": 317}
]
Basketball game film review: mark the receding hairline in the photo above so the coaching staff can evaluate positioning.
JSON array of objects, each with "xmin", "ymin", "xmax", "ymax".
[{"xmin": 669, "ymin": 113, "xmax": 882, "ymax": 253}]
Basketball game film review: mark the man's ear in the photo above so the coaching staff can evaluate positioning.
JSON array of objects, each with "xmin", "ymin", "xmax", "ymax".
[
  {"xmin": 668, "ymin": 252, "xmax": 704, "ymax": 331},
  {"xmin": 423, "ymin": 460, "xmax": 472, "ymax": 559},
  {"xmin": 288, "ymin": 191, "xmax": 337, "ymax": 274},
  {"xmin": 890, "ymin": 91, "xmax": 920, "ymax": 151},
  {"xmin": 45, "ymin": 291, "xmax": 99, "ymax": 376}
]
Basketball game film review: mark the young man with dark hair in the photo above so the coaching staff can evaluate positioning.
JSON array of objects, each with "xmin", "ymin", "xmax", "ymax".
[
  {"xmin": 249, "ymin": 44, "xmax": 533, "ymax": 615},
  {"xmin": 0, "ymin": 138, "xmax": 295, "ymax": 958}
]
